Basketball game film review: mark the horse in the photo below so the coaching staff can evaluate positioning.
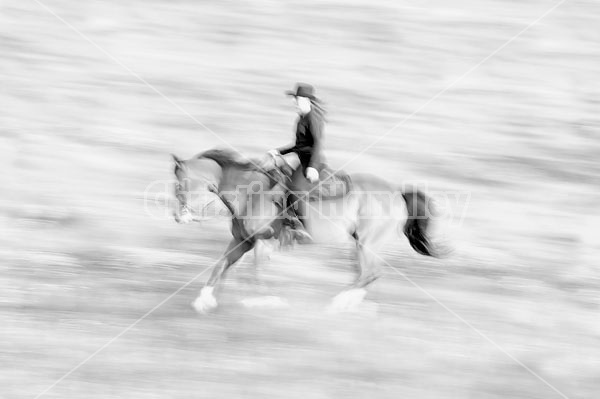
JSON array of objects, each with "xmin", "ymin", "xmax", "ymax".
[{"xmin": 171, "ymin": 148, "xmax": 440, "ymax": 312}]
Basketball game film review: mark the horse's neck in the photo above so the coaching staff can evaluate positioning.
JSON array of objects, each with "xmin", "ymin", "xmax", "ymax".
[
  {"xmin": 219, "ymin": 166, "xmax": 269, "ymax": 191},
  {"xmin": 215, "ymin": 166, "xmax": 269, "ymax": 218}
]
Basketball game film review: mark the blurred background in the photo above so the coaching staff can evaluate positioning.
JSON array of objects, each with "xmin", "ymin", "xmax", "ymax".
[{"xmin": 1, "ymin": 0, "xmax": 599, "ymax": 398}]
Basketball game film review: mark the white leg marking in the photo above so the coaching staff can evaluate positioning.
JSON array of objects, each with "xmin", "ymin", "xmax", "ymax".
[
  {"xmin": 327, "ymin": 288, "xmax": 367, "ymax": 313},
  {"xmin": 192, "ymin": 286, "xmax": 218, "ymax": 313}
]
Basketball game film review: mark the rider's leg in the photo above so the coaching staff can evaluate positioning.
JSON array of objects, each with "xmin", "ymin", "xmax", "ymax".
[{"xmin": 285, "ymin": 166, "xmax": 312, "ymax": 242}]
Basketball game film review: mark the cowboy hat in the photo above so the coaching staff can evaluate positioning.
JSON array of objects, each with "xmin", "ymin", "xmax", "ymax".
[{"xmin": 285, "ymin": 83, "xmax": 316, "ymax": 100}]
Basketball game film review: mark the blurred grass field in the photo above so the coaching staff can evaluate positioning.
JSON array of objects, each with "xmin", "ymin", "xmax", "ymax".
[{"xmin": 1, "ymin": 0, "xmax": 599, "ymax": 398}]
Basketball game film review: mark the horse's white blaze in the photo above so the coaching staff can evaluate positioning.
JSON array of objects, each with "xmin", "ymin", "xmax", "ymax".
[
  {"xmin": 327, "ymin": 288, "xmax": 367, "ymax": 313},
  {"xmin": 192, "ymin": 286, "xmax": 217, "ymax": 313}
]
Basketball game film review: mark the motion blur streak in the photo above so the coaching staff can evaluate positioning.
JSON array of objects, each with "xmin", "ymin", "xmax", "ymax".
[
  {"xmin": 330, "ymin": 0, "xmax": 569, "ymax": 177},
  {"xmin": 33, "ymin": 265, "xmax": 212, "ymax": 399},
  {"xmin": 2, "ymin": 1, "xmax": 598, "ymax": 399},
  {"xmin": 32, "ymin": 0, "xmax": 267, "ymax": 173}
]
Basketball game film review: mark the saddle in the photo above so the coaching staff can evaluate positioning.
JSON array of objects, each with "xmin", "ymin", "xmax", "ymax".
[
  {"xmin": 307, "ymin": 167, "xmax": 351, "ymax": 201},
  {"xmin": 266, "ymin": 162, "xmax": 351, "ymax": 249},
  {"xmin": 267, "ymin": 163, "xmax": 351, "ymax": 202}
]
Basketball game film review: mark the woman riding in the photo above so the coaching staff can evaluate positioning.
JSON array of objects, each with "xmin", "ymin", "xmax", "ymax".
[{"xmin": 266, "ymin": 82, "xmax": 327, "ymax": 241}]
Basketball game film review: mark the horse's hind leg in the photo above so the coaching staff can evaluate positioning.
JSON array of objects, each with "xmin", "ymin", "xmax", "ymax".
[
  {"xmin": 328, "ymin": 242, "xmax": 376, "ymax": 312},
  {"xmin": 329, "ymin": 222, "xmax": 391, "ymax": 312},
  {"xmin": 353, "ymin": 239, "xmax": 382, "ymax": 288},
  {"xmin": 193, "ymin": 238, "xmax": 253, "ymax": 313}
]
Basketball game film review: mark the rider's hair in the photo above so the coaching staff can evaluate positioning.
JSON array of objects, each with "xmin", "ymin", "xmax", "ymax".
[{"xmin": 310, "ymin": 98, "xmax": 327, "ymax": 123}]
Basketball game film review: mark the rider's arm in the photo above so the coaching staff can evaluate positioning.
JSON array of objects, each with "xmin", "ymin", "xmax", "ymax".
[
  {"xmin": 277, "ymin": 119, "xmax": 300, "ymax": 155},
  {"xmin": 277, "ymin": 143, "xmax": 295, "ymax": 155}
]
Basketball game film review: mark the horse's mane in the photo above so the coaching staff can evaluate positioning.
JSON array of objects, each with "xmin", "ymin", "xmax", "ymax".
[{"xmin": 195, "ymin": 148, "xmax": 259, "ymax": 171}]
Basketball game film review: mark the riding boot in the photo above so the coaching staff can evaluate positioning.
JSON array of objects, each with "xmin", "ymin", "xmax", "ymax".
[{"xmin": 285, "ymin": 197, "xmax": 313, "ymax": 244}]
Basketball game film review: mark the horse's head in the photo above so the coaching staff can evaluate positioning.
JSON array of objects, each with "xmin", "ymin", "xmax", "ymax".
[{"xmin": 171, "ymin": 154, "xmax": 223, "ymax": 224}]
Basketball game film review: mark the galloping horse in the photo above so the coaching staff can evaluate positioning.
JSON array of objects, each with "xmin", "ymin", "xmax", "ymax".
[{"xmin": 172, "ymin": 148, "xmax": 439, "ymax": 312}]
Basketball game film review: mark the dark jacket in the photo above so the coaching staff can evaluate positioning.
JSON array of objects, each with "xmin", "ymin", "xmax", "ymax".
[{"xmin": 277, "ymin": 111, "xmax": 324, "ymax": 170}]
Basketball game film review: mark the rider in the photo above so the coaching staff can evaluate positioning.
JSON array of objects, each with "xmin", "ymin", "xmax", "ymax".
[{"xmin": 266, "ymin": 83, "xmax": 326, "ymax": 242}]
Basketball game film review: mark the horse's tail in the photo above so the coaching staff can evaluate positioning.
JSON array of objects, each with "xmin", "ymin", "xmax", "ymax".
[{"xmin": 401, "ymin": 189, "xmax": 436, "ymax": 257}]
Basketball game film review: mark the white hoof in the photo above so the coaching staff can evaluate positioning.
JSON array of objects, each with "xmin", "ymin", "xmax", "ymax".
[
  {"xmin": 192, "ymin": 287, "xmax": 217, "ymax": 313},
  {"xmin": 327, "ymin": 288, "xmax": 367, "ymax": 313},
  {"xmin": 179, "ymin": 209, "xmax": 194, "ymax": 224}
]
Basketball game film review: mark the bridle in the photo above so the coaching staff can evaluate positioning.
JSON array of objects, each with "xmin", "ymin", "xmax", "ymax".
[
  {"xmin": 175, "ymin": 153, "xmax": 291, "ymax": 221},
  {"xmin": 206, "ymin": 183, "xmax": 237, "ymax": 217}
]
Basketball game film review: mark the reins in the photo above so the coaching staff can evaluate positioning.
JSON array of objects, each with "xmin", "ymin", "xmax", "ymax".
[
  {"xmin": 187, "ymin": 152, "xmax": 292, "ymax": 221},
  {"xmin": 264, "ymin": 152, "xmax": 293, "ymax": 189},
  {"xmin": 207, "ymin": 183, "xmax": 238, "ymax": 218}
]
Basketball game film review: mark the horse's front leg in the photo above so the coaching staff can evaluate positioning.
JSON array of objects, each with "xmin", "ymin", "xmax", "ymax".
[{"xmin": 193, "ymin": 238, "xmax": 253, "ymax": 313}]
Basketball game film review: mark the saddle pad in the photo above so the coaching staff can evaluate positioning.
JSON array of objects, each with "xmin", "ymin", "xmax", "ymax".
[{"xmin": 308, "ymin": 168, "xmax": 351, "ymax": 201}]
